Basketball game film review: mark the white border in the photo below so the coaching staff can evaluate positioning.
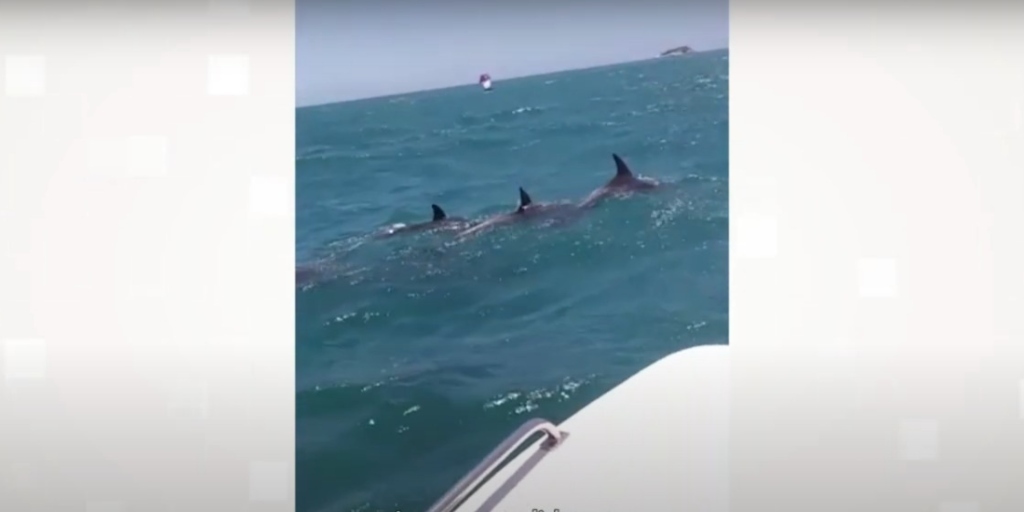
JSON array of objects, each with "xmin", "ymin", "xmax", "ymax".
[
  {"xmin": 731, "ymin": 4, "xmax": 1024, "ymax": 512},
  {"xmin": 1, "ymin": 2, "xmax": 294, "ymax": 510}
]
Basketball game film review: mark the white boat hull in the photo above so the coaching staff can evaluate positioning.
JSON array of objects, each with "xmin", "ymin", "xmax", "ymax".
[
  {"xmin": 480, "ymin": 79, "xmax": 492, "ymax": 91},
  {"xmin": 435, "ymin": 344, "xmax": 730, "ymax": 512}
]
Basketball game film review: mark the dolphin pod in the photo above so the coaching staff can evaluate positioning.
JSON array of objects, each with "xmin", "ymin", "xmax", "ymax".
[
  {"xmin": 373, "ymin": 153, "xmax": 661, "ymax": 241},
  {"xmin": 297, "ymin": 154, "xmax": 663, "ymax": 285}
]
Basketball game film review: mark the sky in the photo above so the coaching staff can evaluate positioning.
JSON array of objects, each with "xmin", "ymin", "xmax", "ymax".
[{"xmin": 296, "ymin": 0, "xmax": 729, "ymax": 106}]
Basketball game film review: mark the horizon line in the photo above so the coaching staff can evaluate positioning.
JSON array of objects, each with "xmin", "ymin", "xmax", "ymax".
[{"xmin": 296, "ymin": 46, "xmax": 729, "ymax": 109}]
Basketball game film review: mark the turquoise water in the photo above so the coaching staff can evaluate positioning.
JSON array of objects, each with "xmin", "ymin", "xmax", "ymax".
[{"xmin": 296, "ymin": 49, "xmax": 729, "ymax": 512}]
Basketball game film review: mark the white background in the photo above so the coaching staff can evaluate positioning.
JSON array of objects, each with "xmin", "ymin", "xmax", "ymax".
[{"xmin": 2, "ymin": 1, "xmax": 1023, "ymax": 511}]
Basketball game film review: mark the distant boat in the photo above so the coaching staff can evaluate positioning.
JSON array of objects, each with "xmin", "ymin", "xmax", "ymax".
[
  {"xmin": 660, "ymin": 45, "xmax": 693, "ymax": 57},
  {"xmin": 479, "ymin": 73, "xmax": 493, "ymax": 91}
]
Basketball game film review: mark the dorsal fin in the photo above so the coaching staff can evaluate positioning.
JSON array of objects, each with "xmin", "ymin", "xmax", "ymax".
[
  {"xmin": 431, "ymin": 204, "xmax": 446, "ymax": 221},
  {"xmin": 612, "ymin": 153, "xmax": 633, "ymax": 177},
  {"xmin": 516, "ymin": 187, "xmax": 532, "ymax": 212}
]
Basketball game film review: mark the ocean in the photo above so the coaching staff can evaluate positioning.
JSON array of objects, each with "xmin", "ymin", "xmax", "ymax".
[{"xmin": 296, "ymin": 49, "xmax": 729, "ymax": 512}]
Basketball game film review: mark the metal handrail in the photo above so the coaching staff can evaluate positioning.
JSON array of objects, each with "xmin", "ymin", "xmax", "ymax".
[{"xmin": 425, "ymin": 418, "xmax": 569, "ymax": 512}]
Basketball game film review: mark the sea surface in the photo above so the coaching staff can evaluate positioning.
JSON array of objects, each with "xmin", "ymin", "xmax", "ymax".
[{"xmin": 296, "ymin": 49, "xmax": 729, "ymax": 512}]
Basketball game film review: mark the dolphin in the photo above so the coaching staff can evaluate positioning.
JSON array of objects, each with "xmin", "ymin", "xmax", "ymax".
[
  {"xmin": 375, "ymin": 204, "xmax": 471, "ymax": 238},
  {"xmin": 577, "ymin": 153, "xmax": 660, "ymax": 208},
  {"xmin": 457, "ymin": 187, "xmax": 578, "ymax": 238},
  {"xmin": 296, "ymin": 265, "xmax": 320, "ymax": 287},
  {"xmin": 296, "ymin": 260, "xmax": 341, "ymax": 288}
]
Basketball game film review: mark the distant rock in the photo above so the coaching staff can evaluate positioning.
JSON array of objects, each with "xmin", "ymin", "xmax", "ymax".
[{"xmin": 659, "ymin": 45, "xmax": 693, "ymax": 57}]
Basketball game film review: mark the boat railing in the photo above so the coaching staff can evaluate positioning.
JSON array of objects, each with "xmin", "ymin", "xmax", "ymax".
[{"xmin": 425, "ymin": 417, "xmax": 569, "ymax": 512}]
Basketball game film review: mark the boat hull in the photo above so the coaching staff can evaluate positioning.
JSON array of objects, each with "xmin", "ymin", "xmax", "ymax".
[{"xmin": 445, "ymin": 344, "xmax": 730, "ymax": 511}]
